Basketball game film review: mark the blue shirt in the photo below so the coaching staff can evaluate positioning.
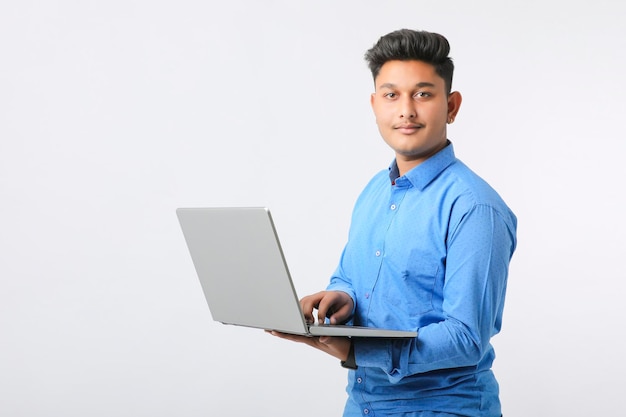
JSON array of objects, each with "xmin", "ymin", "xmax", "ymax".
[{"xmin": 327, "ymin": 143, "xmax": 517, "ymax": 417}]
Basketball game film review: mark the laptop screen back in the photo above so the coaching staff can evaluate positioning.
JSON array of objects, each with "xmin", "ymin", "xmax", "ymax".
[{"xmin": 177, "ymin": 207, "xmax": 310, "ymax": 335}]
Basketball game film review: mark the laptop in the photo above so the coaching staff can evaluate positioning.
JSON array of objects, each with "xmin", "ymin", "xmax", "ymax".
[{"xmin": 176, "ymin": 207, "xmax": 417, "ymax": 338}]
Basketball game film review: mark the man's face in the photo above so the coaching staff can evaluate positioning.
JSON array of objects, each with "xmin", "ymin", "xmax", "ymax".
[{"xmin": 370, "ymin": 60, "xmax": 461, "ymax": 173}]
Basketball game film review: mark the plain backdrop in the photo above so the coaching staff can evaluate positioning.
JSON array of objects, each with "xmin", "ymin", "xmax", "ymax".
[{"xmin": 1, "ymin": 1, "xmax": 625, "ymax": 416}]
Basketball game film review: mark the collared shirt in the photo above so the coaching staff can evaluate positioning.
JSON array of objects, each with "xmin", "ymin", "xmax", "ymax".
[{"xmin": 327, "ymin": 142, "xmax": 517, "ymax": 417}]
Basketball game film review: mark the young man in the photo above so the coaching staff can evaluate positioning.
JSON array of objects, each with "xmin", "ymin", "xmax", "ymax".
[{"xmin": 270, "ymin": 29, "xmax": 517, "ymax": 417}]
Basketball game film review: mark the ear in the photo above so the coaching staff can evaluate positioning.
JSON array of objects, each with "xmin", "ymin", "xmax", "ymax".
[
  {"xmin": 370, "ymin": 92, "xmax": 376, "ymax": 109},
  {"xmin": 447, "ymin": 91, "xmax": 462, "ymax": 124}
]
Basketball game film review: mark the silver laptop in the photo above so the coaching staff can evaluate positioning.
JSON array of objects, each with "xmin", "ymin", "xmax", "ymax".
[{"xmin": 176, "ymin": 207, "xmax": 416, "ymax": 338}]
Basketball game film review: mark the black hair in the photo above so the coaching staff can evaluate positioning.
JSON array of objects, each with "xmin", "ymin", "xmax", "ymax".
[{"xmin": 364, "ymin": 29, "xmax": 454, "ymax": 94}]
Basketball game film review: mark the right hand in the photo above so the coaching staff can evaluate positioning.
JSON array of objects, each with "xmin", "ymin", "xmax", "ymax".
[{"xmin": 300, "ymin": 290, "xmax": 354, "ymax": 325}]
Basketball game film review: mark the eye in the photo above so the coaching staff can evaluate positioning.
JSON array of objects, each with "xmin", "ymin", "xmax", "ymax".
[
  {"xmin": 383, "ymin": 92, "xmax": 397, "ymax": 99},
  {"xmin": 414, "ymin": 91, "xmax": 432, "ymax": 99}
]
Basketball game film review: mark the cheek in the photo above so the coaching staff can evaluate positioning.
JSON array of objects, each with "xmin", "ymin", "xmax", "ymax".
[{"xmin": 373, "ymin": 107, "xmax": 393, "ymax": 126}]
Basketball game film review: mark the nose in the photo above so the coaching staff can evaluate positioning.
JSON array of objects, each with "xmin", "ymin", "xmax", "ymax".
[{"xmin": 399, "ymin": 96, "xmax": 416, "ymax": 119}]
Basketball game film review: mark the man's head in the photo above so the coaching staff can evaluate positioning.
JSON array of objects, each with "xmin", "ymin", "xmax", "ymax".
[
  {"xmin": 365, "ymin": 29, "xmax": 462, "ymax": 175},
  {"xmin": 365, "ymin": 29, "xmax": 454, "ymax": 95}
]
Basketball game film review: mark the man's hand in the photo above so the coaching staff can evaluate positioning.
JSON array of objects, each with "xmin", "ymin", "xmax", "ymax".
[
  {"xmin": 300, "ymin": 290, "xmax": 354, "ymax": 325},
  {"xmin": 266, "ymin": 331, "xmax": 352, "ymax": 361},
  {"xmin": 266, "ymin": 291, "xmax": 354, "ymax": 360}
]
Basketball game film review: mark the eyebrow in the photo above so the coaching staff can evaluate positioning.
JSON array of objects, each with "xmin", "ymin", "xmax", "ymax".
[{"xmin": 378, "ymin": 82, "xmax": 436, "ymax": 89}]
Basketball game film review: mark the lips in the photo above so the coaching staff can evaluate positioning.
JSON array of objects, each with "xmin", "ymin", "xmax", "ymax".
[{"xmin": 394, "ymin": 123, "xmax": 423, "ymax": 134}]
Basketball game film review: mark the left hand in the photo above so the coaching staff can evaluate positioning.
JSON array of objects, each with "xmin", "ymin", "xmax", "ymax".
[{"xmin": 266, "ymin": 331, "xmax": 352, "ymax": 361}]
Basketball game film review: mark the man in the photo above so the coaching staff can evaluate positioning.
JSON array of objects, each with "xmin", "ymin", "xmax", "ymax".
[{"xmin": 270, "ymin": 29, "xmax": 517, "ymax": 417}]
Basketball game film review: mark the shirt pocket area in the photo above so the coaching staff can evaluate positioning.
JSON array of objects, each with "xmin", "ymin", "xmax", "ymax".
[{"xmin": 398, "ymin": 251, "xmax": 440, "ymax": 315}]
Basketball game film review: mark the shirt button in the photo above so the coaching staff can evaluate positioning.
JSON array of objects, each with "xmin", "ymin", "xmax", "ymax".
[
  {"xmin": 364, "ymin": 409, "xmax": 369, "ymax": 415},
  {"xmin": 375, "ymin": 250, "xmax": 381, "ymax": 257},
  {"xmin": 357, "ymin": 377, "xmax": 362, "ymax": 383},
  {"xmin": 365, "ymin": 292, "xmax": 370, "ymax": 299},
  {"xmin": 390, "ymin": 204, "xmax": 396, "ymax": 210}
]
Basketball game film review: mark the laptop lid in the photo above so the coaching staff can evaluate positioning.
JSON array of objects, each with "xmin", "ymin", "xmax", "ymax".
[{"xmin": 176, "ymin": 207, "xmax": 416, "ymax": 338}]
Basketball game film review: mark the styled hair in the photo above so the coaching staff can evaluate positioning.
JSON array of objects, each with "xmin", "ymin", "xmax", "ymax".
[{"xmin": 364, "ymin": 29, "xmax": 454, "ymax": 94}]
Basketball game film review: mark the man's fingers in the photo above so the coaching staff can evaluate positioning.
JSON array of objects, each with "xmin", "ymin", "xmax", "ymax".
[
  {"xmin": 316, "ymin": 294, "xmax": 334, "ymax": 323},
  {"xmin": 300, "ymin": 293, "xmax": 322, "ymax": 324},
  {"xmin": 328, "ymin": 303, "xmax": 353, "ymax": 324},
  {"xmin": 300, "ymin": 291, "xmax": 353, "ymax": 324},
  {"xmin": 317, "ymin": 292, "xmax": 352, "ymax": 324},
  {"xmin": 267, "ymin": 330, "xmax": 312, "ymax": 345}
]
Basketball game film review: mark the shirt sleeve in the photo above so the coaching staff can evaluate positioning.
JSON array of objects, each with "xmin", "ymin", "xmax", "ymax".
[
  {"xmin": 326, "ymin": 246, "xmax": 358, "ymax": 320},
  {"xmin": 353, "ymin": 203, "xmax": 517, "ymax": 383}
]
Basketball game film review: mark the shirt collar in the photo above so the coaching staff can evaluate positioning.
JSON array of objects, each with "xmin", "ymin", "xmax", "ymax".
[{"xmin": 388, "ymin": 141, "xmax": 457, "ymax": 190}]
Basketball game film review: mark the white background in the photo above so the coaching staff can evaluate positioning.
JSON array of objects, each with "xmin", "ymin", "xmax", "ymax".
[{"xmin": 1, "ymin": 1, "xmax": 625, "ymax": 416}]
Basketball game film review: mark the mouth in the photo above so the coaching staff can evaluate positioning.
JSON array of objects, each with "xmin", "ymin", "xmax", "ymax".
[{"xmin": 394, "ymin": 123, "xmax": 423, "ymax": 134}]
